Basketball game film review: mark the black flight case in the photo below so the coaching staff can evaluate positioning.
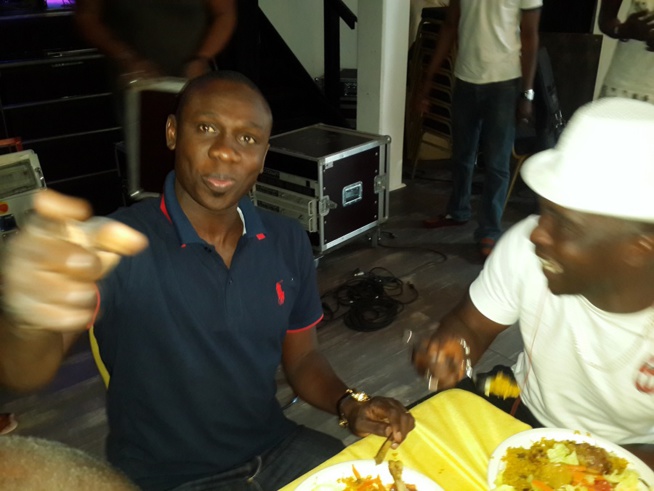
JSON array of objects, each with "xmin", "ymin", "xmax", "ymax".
[{"xmin": 253, "ymin": 123, "xmax": 390, "ymax": 256}]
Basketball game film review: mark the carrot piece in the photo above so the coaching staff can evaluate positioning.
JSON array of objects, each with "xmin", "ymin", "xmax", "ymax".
[
  {"xmin": 571, "ymin": 472, "xmax": 585, "ymax": 484},
  {"xmin": 531, "ymin": 480, "xmax": 555, "ymax": 491}
]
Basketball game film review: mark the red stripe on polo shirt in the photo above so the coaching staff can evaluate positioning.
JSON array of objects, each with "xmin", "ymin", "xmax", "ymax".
[
  {"xmin": 159, "ymin": 195, "xmax": 171, "ymax": 222},
  {"xmin": 86, "ymin": 284, "xmax": 101, "ymax": 330},
  {"xmin": 287, "ymin": 314, "xmax": 324, "ymax": 333}
]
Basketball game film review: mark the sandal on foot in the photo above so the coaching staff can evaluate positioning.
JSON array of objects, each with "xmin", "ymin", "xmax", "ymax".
[{"xmin": 479, "ymin": 238, "xmax": 496, "ymax": 260}]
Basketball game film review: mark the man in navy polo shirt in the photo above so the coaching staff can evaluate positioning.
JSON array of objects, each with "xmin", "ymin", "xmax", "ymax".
[{"xmin": 0, "ymin": 71, "xmax": 415, "ymax": 490}]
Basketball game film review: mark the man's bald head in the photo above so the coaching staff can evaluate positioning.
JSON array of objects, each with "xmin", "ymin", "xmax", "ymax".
[{"xmin": 0, "ymin": 436, "xmax": 139, "ymax": 491}]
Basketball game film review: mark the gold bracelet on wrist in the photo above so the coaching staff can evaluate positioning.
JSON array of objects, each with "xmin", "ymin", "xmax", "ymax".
[{"xmin": 336, "ymin": 388, "xmax": 370, "ymax": 428}]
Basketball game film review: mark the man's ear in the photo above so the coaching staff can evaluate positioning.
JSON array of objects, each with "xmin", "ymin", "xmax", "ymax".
[
  {"xmin": 259, "ymin": 143, "xmax": 270, "ymax": 174},
  {"xmin": 624, "ymin": 233, "xmax": 654, "ymax": 267},
  {"xmin": 165, "ymin": 115, "xmax": 177, "ymax": 150}
]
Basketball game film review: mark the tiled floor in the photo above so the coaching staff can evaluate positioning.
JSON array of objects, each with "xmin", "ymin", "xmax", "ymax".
[{"xmin": 0, "ymin": 157, "xmax": 536, "ymax": 456}]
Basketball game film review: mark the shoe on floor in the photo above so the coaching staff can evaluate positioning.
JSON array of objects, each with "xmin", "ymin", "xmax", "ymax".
[
  {"xmin": 479, "ymin": 238, "xmax": 496, "ymax": 260},
  {"xmin": 0, "ymin": 413, "xmax": 17, "ymax": 435},
  {"xmin": 423, "ymin": 214, "xmax": 468, "ymax": 229}
]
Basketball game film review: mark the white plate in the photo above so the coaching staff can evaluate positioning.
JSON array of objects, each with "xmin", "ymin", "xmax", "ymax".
[
  {"xmin": 295, "ymin": 459, "xmax": 443, "ymax": 491},
  {"xmin": 487, "ymin": 428, "xmax": 654, "ymax": 490}
]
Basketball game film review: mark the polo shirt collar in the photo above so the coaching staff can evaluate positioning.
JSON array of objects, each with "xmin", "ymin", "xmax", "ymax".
[{"xmin": 160, "ymin": 171, "xmax": 267, "ymax": 246}]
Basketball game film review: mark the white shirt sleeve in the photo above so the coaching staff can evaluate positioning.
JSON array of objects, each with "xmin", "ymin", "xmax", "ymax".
[
  {"xmin": 469, "ymin": 216, "xmax": 539, "ymax": 326},
  {"xmin": 520, "ymin": 0, "xmax": 543, "ymax": 9}
]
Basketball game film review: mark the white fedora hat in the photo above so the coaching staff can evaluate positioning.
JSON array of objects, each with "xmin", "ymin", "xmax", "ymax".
[{"xmin": 521, "ymin": 97, "xmax": 654, "ymax": 223}]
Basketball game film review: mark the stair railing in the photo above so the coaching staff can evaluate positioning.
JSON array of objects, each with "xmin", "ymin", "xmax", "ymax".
[{"xmin": 323, "ymin": 0, "xmax": 357, "ymax": 107}]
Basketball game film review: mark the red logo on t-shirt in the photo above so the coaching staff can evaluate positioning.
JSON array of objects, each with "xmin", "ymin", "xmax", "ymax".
[
  {"xmin": 275, "ymin": 280, "xmax": 285, "ymax": 306},
  {"xmin": 635, "ymin": 355, "xmax": 654, "ymax": 394}
]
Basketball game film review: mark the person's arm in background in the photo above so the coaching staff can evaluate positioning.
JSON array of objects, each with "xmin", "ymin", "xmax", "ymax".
[
  {"xmin": 516, "ymin": 7, "xmax": 541, "ymax": 124},
  {"xmin": 74, "ymin": 0, "xmax": 162, "ymax": 81},
  {"xmin": 0, "ymin": 191, "xmax": 147, "ymax": 392},
  {"xmin": 598, "ymin": 0, "xmax": 654, "ymax": 41},
  {"xmin": 282, "ymin": 328, "xmax": 415, "ymax": 447},
  {"xmin": 412, "ymin": 293, "xmax": 510, "ymax": 390},
  {"xmin": 184, "ymin": 0, "xmax": 238, "ymax": 79},
  {"xmin": 415, "ymin": 0, "xmax": 460, "ymax": 114}
]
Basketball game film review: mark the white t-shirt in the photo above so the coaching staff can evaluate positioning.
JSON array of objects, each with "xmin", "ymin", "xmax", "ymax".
[
  {"xmin": 455, "ymin": 0, "xmax": 543, "ymax": 84},
  {"xmin": 469, "ymin": 216, "xmax": 654, "ymax": 444},
  {"xmin": 602, "ymin": 0, "xmax": 654, "ymax": 102}
]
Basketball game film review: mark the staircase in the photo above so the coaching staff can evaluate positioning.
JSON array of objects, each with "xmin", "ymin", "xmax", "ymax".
[{"xmin": 217, "ymin": 0, "xmax": 352, "ymax": 136}]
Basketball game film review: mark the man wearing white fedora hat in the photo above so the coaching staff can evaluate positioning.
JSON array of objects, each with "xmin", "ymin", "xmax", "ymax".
[{"xmin": 413, "ymin": 97, "xmax": 654, "ymax": 467}]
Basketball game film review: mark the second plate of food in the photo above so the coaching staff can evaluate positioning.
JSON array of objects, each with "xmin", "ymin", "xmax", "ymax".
[{"xmin": 487, "ymin": 427, "xmax": 654, "ymax": 491}]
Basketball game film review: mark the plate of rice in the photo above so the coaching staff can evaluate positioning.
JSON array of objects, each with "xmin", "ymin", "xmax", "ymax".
[{"xmin": 487, "ymin": 428, "xmax": 654, "ymax": 491}]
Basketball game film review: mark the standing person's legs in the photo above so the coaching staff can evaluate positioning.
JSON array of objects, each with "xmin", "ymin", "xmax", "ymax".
[
  {"xmin": 474, "ymin": 78, "xmax": 520, "ymax": 245},
  {"xmin": 445, "ymin": 79, "xmax": 483, "ymax": 223}
]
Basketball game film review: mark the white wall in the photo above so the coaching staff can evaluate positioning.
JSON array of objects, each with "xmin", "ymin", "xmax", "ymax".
[
  {"xmin": 357, "ymin": 0, "xmax": 410, "ymax": 190},
  {"xmin": 259, "ymin": 0, "xmax": 359, "ymax": 78}
]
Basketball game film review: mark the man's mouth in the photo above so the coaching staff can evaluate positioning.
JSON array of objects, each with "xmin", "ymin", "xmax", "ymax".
[
  {"xmin": 538, "ymin": 256, "xmax": 563, "ymax": 274},
  {"xmin": 204, "ymin": 175, "xmax": 234, "ymax": 190}
]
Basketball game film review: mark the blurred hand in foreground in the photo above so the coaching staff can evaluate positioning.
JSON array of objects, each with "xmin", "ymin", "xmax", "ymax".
[{"xmin": 1, "ymin": 189, "xmax": 148, "ymax": 332}]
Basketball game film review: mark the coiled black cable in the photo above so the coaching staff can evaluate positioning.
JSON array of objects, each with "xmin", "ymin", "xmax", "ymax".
[{"xmin": 320, "ymin": 267, "xmax": 419, "ymax": 332}]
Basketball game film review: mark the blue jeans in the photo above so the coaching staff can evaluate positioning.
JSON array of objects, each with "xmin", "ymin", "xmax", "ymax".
[
  {"xmin": 446, "ymin": 78, "xmax": 520, "ymax": 242},
  {"xmin": 171, "ymin": 425, "xmax": 344, "ymax": 491}
]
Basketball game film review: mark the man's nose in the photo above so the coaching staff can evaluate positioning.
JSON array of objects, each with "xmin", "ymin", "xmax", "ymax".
[{"xmin": 209, "ymin": 135, "xmax": 239, "ymax": 161}]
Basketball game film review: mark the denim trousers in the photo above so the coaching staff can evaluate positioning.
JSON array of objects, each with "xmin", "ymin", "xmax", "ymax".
[
  {"xmin": 171, "ymin": 425, "xmax": 344, "ymax": 491},
  {"xmin": 446, "ymin": 77, "xmax": 520, "ymax": 242}
]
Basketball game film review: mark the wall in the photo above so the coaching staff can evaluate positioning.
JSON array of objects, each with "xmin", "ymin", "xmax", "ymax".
[
  {"xmin": 259, "ymin": 0, "xmax": 359, "ymax": 78},
  {"xmin": 357, "ymin": 0, "xmax": 410, "ymax": 190}
]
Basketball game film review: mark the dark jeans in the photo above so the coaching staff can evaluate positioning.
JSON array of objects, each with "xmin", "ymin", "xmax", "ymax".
[
  {"xmin": 171, "ymin": 425, "xmax": 344, "ymax": 491},
  {"xmin": 447, "ymin": 78, "xmax": 520, "ymax": 242}
]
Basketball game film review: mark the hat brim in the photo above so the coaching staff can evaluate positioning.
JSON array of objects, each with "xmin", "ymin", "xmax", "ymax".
[{"xmin": 521, "ymin": 149, "xmax": 654, "ymax": 223}]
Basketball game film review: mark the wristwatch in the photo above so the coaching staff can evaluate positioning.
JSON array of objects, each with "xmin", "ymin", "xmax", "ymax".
[
  {"xmin": 521, "ymin": 89, "xmax": 535, "ymax": 101},
  {"xmin": 337, "ymin": 388, "xmax": 371, "ymax": 428}
]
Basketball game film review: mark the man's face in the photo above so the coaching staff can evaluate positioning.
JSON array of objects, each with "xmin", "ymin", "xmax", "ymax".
[
  {"xmin": 530, "ymin": 198, "xmax": 635, "ymax": 297},
  {"xmin": 166, "ymin": 79, "xmax": 271, "ymax": 217}
]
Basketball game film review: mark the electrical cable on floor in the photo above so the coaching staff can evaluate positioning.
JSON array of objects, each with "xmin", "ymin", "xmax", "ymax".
[
  {"xmin": 377, "ymin": 235, "xmax": 448, "ymax": 266},
  {"xmin": 320, "ymin": 267, "xmax": 419, "ymax": 332},
  {"xmin": 375, "ymin": 229, "xmax": 449, "ymax": 276}
]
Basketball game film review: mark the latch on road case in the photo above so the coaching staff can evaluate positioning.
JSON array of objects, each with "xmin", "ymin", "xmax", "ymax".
[
  {"xmin": 374, "ymin": 174, "xmax": 387, "ymax": 195},
  {"xmin": 319, "ymin": 196, "xmax": 338, "ymax": 216}
]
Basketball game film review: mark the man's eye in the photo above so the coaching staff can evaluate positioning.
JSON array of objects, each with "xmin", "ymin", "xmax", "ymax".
[
  {"xmin": 240, "ymin": 135, "xmax": 257, "ymax": 144},
  {"xmin": 198, "ymin": 124, "xmax": 215, "ymax": 133}
]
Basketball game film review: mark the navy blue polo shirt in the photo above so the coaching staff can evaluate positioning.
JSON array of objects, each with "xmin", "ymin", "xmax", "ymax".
[{"xmin": 94, "ymin": 172, "xmax": 323, "ymax": 490}]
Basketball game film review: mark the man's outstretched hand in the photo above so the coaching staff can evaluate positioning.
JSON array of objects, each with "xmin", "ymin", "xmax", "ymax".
[{"xmin": 1, "ymin": 189, "xmax": 148, "ymax": 332}]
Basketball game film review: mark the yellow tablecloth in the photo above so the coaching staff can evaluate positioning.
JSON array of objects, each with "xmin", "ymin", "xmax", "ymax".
[{"xmin": 281, "ymin": 389, "xmax": 531, "ymax": 490}]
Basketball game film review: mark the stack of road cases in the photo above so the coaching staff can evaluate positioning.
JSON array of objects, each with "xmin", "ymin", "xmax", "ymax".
[{"xmin": 253, "ymin": 123, "xmax": 390, "ymax": 255}]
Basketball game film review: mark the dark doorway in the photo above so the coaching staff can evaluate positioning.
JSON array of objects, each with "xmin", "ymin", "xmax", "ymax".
[{"xmin": 540, "ymin": 0, "xmax": 598, "ymax": 33}]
